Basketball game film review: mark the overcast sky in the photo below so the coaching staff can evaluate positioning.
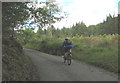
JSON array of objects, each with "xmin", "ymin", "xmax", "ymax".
[
  {"xmin": 25, "ymin": 0, "xmax": 119, "ymax": 31},
  {"xmin": 52, "ymin": 0, "xmax": 119, "ymax": 28},
  {"xmin": 4, "ymin": 0, "xmax": 118, "ymax": 29},
  {"xmin": 1, "ymin": 0, "xmax": 119, "ymax": 29}
]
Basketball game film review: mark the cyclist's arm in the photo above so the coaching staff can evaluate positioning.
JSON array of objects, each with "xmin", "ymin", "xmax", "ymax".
[{"xmin": 62, "ymin": 40, "xmax": 66, "ymax": 47}]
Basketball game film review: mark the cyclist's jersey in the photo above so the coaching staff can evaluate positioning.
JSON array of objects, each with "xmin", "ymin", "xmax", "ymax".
[
  {"xmin": 62, "ymin": 40, "xmax": 74, "ymax": 48},
  {"xmin": 62, "ymin": 40, "xmax": 68, "ymax": 47}
]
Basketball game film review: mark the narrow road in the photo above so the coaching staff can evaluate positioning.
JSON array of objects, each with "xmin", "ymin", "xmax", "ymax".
[{"xmin": 24, "ymin": 48, "xmax": 118, "ymax": 81}]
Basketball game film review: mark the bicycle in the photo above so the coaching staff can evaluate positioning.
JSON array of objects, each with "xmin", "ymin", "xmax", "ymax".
[{"xmin": 64, "ymin": 50, "xmax": 72, "ymax": 65}]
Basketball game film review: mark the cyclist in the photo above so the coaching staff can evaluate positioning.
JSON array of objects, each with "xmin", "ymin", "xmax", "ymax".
[{"xmin": 62, "ymin": 38, "xmax": 73, "ymax": 63}]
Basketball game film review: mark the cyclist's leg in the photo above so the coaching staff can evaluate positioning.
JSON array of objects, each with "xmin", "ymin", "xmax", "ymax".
[
  {"xmin": 67, "ymin": 49, "xmax": 72, "ymax": 65},
  {"xmin": 64, "ymin": 53, "xmax": 67, "ymax": 63},
  {"xmin": 65, "ymin": 52, "xmax": 68, "ymax": 57},
  {"xmin": 64, "ymin": 47, "xmax": 67, "ymax": 58},
  {"xmin": 65, "ymin": 48, "xmax": 69, "ymax": 57},
  {"xmin": 69, "ymin": 49, "xmax": 72, "ymax": 56},
  {"xmin": 70, "ymin": 49, "xmax": 71, "ymax": 53},
  {"xmin": 64, "ymin": 48, "xmax": 69, "ymax": 63},
  {"xmin": 63, "ymin": 48, "xmax": 67, "ymax": 63}
]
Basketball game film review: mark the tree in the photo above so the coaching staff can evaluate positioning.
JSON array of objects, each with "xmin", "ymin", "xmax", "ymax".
[
  {"xmin": 27, "ymin": 1, "xmax": 63, "ymax": 29},
  {"xmin": 96, "ymin": 15, "xmax": 118, "ymax": 35},
  {"xmin": 2, "ymin": 1, "xmax": 64, "ymax": 44},
  {"xmin": 71, "ymin": 22, "xmax": 87, "ymax": 36},
  {"xmin": 2, "ymin": 2, "xmax": 29, "ymax": 38},
  {"xmin": 24, "ymin": 1, "xmax": 63, "ymax": 38},
  {"xmin": 17, "ymin": 28, "xmax": 36, "ymax": 45}
]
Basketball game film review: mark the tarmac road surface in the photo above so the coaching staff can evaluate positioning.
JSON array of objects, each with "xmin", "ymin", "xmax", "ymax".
[{"xmin": 24, "ymin": 48, "xmax": 118, "ymax": 81}]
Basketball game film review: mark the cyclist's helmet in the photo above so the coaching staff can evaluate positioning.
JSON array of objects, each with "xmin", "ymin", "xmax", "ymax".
[
  {"xmin": 65, "ymin": 38, "xmax": 68, "ymax": 40},
  {"xmin": 65, "ymin": 37, "xmax": 70, "ymax": 40}
]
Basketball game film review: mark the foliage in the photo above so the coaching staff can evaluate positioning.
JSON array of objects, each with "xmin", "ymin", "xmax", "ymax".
[
  {"xmin": 32, "ymin": 15, "xmax": 118, "ymax": 39},
  {"xmin": 2, "ymin": 2, "xmax": 29, "ymax": 38},
  {"xmin": 17, "ymin": 28, "xmax": 36, "ymax": 45},
  {"xmin": 27, "ymin": 1, "xmax": 63, "ymax": 28},
  {"xmin": 2, "ymin": 1, "xmax": 63, "ymax": 39}
]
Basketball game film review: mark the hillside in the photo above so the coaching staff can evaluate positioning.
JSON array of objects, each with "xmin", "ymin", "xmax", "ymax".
[{"xmin": 2, "ymin": 37, "xmax": 40, "ymax": 81}]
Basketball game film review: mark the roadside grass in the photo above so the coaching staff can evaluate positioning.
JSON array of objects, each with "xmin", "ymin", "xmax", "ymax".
[
  {"xmin": 72, "ymin": 35, "xmax": 118, "ymax": 72},
  {"xmin": 24, "ymin": 35, "xmax": 119, "ymax": 73}
]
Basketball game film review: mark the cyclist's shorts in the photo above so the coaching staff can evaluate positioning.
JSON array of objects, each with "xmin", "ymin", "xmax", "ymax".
[{"xmin": 64, "ymin": 47, "xmax": 71, "ymax": 53}]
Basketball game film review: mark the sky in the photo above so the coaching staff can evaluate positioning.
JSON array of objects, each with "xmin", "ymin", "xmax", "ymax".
[
  {"xmin": 2, "ymin": 0, "xmax": 119, "ymax": 29},
  {"xmin": 34, "ymin": 0, "xmax": 119, "ymax": 29},
  {"xmin": 53, "ymin": 0, "xmax": 119, "ymax": 28}
]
